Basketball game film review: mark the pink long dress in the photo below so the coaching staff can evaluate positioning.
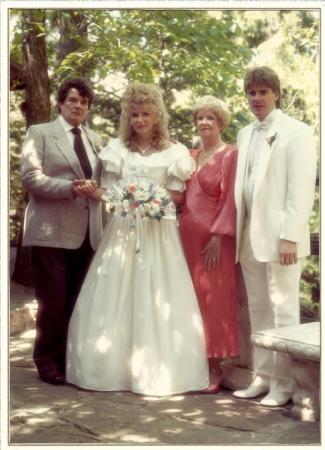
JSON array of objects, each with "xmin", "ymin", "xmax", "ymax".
[{"xmin": 179, "ymin": 145, "xmax": 239, "ymax": 358}]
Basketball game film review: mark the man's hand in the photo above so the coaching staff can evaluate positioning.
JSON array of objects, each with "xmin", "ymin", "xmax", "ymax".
[
  {"xmin": 201, "ymin": 235, "xmax": 222, "ymax": 271},
  {"xmin": 279, "ymin": 239, "xmax": 297, "ymax": 265},
  {"xmin": 88, "ymin": 188, "xmax": 103, "ymax": 201},
  {"xmin": 71, "ymin": 179, "xmax": 98, "ymax": 197}
]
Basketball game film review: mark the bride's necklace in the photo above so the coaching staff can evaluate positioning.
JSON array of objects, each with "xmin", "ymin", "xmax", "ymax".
[{"xmin": 136, "ymin": 143, "xmax": 152, "ymax": 155}]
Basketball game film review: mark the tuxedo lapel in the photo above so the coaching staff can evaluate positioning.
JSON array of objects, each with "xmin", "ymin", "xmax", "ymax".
[
  {"xmin": 253, "ymin": 113, "xmax": 282, "ymax": 200},
  {"xmin": 52, "ymin": 118, "xmax": 85, "ymax": 178},
  {"xmin": 235, "ymin": 126, "xmax": 253, "ymax": 207}
]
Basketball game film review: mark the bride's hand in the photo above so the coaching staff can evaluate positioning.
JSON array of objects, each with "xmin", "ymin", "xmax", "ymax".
[
  {"xmin": 168, "ymin": 189, "xmax": 185, "ymax": 206},
  {"xmin": 201, "ymin": 235, "xmax": 222, "ymax": 271},
  {"xmin": 88, "ymin": 188, "xmax": 104, "ymax": 201}
]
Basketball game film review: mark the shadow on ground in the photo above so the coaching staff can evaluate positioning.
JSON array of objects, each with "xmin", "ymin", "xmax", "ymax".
[
  {"xmin": 9, "ymin": 328, "xmax": 320, "ymax": 446},
  {"xmin": 8, "ymin": 282, "xmax": 320, "ymax": 446}
]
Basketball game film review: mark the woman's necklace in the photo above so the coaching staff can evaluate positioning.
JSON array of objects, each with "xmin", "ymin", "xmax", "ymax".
[
  {"xmin": 198, "ymin": 143, "xmax": 225, "ymax": 168},
  {"xmin": 136, "ymin": 143, "xmax": 152, "ymax": 155}
]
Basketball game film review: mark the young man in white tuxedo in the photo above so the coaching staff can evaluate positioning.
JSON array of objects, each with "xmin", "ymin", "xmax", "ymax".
[
  {"xmin": 233, "ymin": 67, "xmax": 316, "ymax": 406},
  {"xmin": 21, "ymin": 78, "xmax": 103, "ymax": 385}
]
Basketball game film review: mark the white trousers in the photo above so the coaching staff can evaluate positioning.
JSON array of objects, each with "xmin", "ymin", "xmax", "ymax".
[{"xmin": 239, "ymin": 226, "xmax": 303, "ymax": 393}]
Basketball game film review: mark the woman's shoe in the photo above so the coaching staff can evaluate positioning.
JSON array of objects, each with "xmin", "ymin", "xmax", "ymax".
[
  {"xmin": 200, "ymin": 369, "xmax": 223, "ymax": 394},
  {"xmin": 200, "ymin": 383, "xmax": 221, "ymax": 394}
]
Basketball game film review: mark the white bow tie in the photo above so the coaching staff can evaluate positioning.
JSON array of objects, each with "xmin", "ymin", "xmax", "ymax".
[{"xmin": 253, "ymin": 121, "xmax": 267, "ymax": 131}]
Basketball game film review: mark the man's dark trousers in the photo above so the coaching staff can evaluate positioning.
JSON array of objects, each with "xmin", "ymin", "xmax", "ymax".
[{"xmin": 31, "ymin": 230, "xmax": 93, "ymax": 375}]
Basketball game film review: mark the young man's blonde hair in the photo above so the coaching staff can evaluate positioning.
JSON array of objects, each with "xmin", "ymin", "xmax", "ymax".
[{"xmin": 119, "ymin": 81, "xmax": 170, "ymax": 150}]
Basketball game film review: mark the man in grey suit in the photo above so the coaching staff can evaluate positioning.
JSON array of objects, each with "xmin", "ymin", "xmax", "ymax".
[{"xmin": 21, "ymin": 78, "xmax": 103, "ymax": 384}]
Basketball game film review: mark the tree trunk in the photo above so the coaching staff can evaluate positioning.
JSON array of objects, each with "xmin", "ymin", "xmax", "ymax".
[
  {"xmin": 22, "ymin": 10, "xmax": 51, "ymax": 126},
  {"xmin": 58, "ymin": 11, "xmax": 88, "ymax": 63},
  {"xmin": 12, "ymin": 11, "xmax": 51, "ymax": 286},
  {"xmin": 10, "ymin": 59, "xmax": 26, "ymax": 91}
]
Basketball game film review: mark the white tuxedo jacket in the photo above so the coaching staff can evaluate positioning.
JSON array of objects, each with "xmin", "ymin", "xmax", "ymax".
[
  {"xmin": 21, "ymin": 117, "xmax": 104, "ymax": 250},
  {"xmin": 235, "ymin": 109, "xmax": 316, "ymax": 262}
]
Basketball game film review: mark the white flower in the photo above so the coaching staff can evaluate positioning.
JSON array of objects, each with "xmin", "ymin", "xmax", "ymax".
[
  {"xmin": 122, "ymin": 199, "xmax": 130, "ymax": 209},
  {"xmin": 134, "ymin": 190, "xmax": 151, "ymax": 201},
  {"xmin": 150, "ymin": 202, "xmax": 160, "ymax": 212},
  {"xmin": 155, "ymin": 187, "xmax": 167, "ymax": 199}
]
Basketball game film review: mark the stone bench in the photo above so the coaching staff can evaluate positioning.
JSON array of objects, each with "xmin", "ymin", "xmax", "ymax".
[{"xmin": 251, "ymin": 322, "xmax": 320, "ymax": 422}]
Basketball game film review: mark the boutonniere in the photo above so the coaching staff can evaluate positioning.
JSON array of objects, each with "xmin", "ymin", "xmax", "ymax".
[{"xmin": 266, "ymin": 132, "xmax": 278, "ymax": 146}]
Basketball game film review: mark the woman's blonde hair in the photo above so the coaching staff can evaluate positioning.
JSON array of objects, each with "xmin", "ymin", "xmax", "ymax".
[
  {"xmin": 192, "ymin": 95, "xmax": 231, "ymax": 131},
  {"xmin": 119, "ymin": 81, "xmax": 170, "ymax": 150}
]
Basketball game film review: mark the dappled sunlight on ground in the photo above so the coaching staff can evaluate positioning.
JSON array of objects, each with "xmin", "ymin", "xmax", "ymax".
[
  {"xmin": 11, "ymin": 342, "xmax": 33, "ymax": 351},
  {"xmin": 9, "ymin": 322, "xmax": 320, "ymax": 445},
  {"xmin": 182, "ymin": 409, "xmax": 204, "ymax": 417},
  {"xmin": 120, "ymin": 433, "xmax": 159, "ymax": 443},
  {"xmin": 143, "ymin": 394, "xmax": 186, "ymax": 402},
  {"xmin": 10, "ymin": 374, "xmax": 320, "ymax": 445},
  {"xmin": 137, "ymin": 415, "xmax": 156, "ymax": 423},
  {"xmin": 161, "ymin": 408, "xmax": 183, "ymax": 413}
]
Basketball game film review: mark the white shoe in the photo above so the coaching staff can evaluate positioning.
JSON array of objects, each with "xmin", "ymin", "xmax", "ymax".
[
  {"xmin": 233, "ymin": 377, "xmax": 269, "ymax": 399},
  {"xmin": 260, "ymin": 391, "xmax": 291, "ymax": 407}
]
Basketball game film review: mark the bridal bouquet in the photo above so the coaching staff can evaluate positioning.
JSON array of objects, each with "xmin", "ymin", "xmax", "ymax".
[{"xmin": 102, "ymin": 178, "xmax": 174, "ymax": 221}]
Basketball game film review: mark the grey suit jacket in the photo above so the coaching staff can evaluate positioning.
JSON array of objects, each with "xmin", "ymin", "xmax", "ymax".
[{"xmin": 21, "ymin": 117, "xmax": 104, "ymax": 250}]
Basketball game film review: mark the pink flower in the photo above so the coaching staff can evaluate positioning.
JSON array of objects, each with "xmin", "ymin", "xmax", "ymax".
[
  {"xmin": 130, "ymin": 201, "xmax": 139, "ymax": 209},
  {"xmin": 128, "ymin": 183, "xmax": 137, "ymax": 193}
]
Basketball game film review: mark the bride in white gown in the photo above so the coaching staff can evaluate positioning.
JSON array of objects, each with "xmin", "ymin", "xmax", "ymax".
[{"xmin": 66, "ymin": 82, "xmax": 209, "ymax": 396}]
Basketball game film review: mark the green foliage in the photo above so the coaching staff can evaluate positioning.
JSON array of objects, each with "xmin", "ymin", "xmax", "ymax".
[
  {"xmin": 10, "ymin": 12, "xmax": 24, "ymax": 64},
  {"xmin": 309, "ymin": 186, "xmax": 319, "ymax": 233},
  {"xmin": 300, "ymin": 255, "xmax": 320, "ymax": 321},
  {"xmin": 49, "ymin": 10, "xmax": 253, "ymax": 145}
]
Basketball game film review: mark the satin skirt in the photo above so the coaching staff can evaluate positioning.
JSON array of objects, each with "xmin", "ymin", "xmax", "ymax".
[{"xmin": 66, "ymin": 213, "xmax": 209, "ymax": 396}]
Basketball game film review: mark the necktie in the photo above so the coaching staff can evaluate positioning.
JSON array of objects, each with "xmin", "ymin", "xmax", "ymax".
[{"xmin": 71, "ymin": 128, "xmax": 92, "ymax": 179}]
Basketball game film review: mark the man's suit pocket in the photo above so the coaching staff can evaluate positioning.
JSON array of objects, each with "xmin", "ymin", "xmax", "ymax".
[{"xmin": 28, "ymin": 203, "xmax": 61, "ymax": 242}]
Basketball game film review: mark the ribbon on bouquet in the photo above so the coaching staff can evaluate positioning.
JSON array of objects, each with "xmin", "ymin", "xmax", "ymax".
[
  {"xmin": 128, "ymin": 210, "xmax": 147, "ymax": 253},
  {"xmin": 135, "ymin": 210, "xmax": 142, "ymax": 253}
]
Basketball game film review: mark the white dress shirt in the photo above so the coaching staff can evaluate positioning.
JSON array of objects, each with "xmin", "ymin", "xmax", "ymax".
[
  {"xmin": 243, "ymin": 109, "xmax": 279, "ymax": 213},
  {"xmin": 59, "ymin": 115, "xmax": 97, "ymax": 169}
]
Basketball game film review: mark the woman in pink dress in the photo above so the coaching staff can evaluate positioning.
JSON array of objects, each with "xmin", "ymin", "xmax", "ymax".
[{"xmin": 179, "ymin": 95, "xmax": 239, "ymax": 393}]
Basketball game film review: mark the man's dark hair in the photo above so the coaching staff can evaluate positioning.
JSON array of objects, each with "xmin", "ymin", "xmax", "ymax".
[
  {"xmin": 57, "ymin": 78, "xmax": 94, "ymax": 111},
  {"xmin": 244, "ymin": 66, "xmax": 282, "ymax": 109}
]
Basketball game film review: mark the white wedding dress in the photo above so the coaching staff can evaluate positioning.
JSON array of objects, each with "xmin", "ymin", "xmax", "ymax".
[{"xmin": 66, "ymin": 138, "xmax": 209, "ymax": 396}]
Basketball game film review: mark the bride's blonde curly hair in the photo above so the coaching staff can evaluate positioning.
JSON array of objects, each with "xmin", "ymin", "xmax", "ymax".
[{"xmin": 119, "ymin": 81, "xmax": 170, "ymax": 151}]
